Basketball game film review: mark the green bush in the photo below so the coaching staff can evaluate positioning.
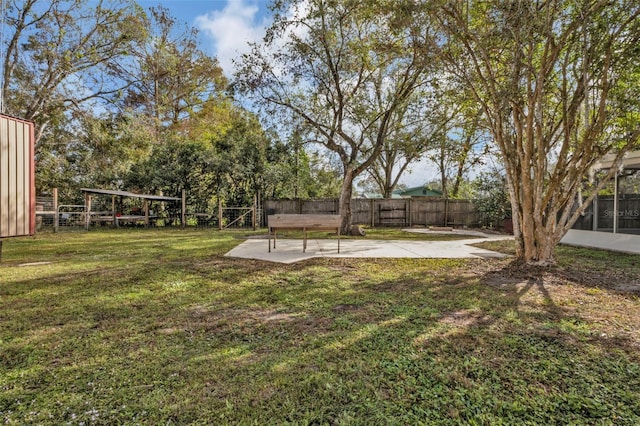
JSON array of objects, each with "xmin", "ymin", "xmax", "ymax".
[{"xmin": 473, "ymin": 172, "xmax": 511, "ymax": 229}]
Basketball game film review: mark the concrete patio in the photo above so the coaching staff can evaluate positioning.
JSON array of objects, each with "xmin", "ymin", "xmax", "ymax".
[
  {"xmin": 561, "ymin": 229, "xmax": 640, "ymax": 255},
  {"xmin": 225, "ymin": 229, "xmax": 513, "ymax": 264}
]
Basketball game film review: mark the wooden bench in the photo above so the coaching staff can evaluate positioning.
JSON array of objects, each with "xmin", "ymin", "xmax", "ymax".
[{"xmin": 268, "ymin": 214, "xmax": 342, "ymax": 253}]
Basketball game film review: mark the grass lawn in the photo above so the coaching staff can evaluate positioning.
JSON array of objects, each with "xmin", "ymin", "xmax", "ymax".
[{"xmin": 1, "ymin": 228, "xmax": 639, "ymax": 424}]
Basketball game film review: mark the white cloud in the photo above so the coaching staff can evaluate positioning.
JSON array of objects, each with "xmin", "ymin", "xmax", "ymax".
[{"xmin": 195, "ymin": 0, "xmax": 268, "ymax": 77}]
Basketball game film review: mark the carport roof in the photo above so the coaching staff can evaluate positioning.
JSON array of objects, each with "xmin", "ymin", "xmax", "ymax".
[
  {"xmin": 80, "ymin": 188, "xmax": 181, "ymax": 202},
  {"xmin": 594, "ymin": 151, "xmax": 640, "ymax": 170}
]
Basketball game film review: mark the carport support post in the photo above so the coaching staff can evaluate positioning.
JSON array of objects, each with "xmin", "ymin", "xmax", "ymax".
[
  {"xmin": 53, "ymin": 188, "xmax": 59, "ymax": 233},
  {"xmin": 144, "ymin": 199, "xmax": 149, "ymax": 227},
  {"xmin": 613, "ymin": 173, "xmax": 619, "ymax": 234}
]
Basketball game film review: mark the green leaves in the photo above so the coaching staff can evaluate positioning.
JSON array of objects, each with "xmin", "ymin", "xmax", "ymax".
[
  {"xmin": 4, "ymin": 0, "xmax": 147, "ymax": 125},
  {"xmin": 235, "ymin": 0, "xmax": 437, "ymax": 230}
]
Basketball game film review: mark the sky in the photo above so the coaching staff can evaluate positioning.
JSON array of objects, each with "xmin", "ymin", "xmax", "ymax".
[{"xmin": 137, "ymin": 0, "xmax": 271, "ymax": 78}]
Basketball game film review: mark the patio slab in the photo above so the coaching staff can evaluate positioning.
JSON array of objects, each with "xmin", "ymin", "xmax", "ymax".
[{"xmin": 225, "ymin": 230, "xmax": 513, "ymax": 264}]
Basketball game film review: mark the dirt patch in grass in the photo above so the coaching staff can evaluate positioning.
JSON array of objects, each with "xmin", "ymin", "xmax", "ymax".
[
  {"xmin": 188, "ymin": 305, "xmax": 303, "ymax": 324},
  {"xmin": 439, "ymin": 309, "xmax": 493, "ymax": 327},
  {"xmin": 476, "ymin": 259, "xmax": 640, "ymax": 351},
  {"xmin": 184, "ymin": 305, "xmax": 335, "ymax": 338},
  {"xmin": 557, "ymin": 265, "xmax": 640, "ymax": 294},
  {"xmin": 332, "ymin": 303, "xmax": 362, "ymax": 312},
  {"xmin": 477, "ymin": 240, "xmax": 640, "ymax": 294}
]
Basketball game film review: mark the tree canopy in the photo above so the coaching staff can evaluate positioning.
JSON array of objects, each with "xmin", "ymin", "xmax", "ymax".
[
  {"xmin": 1, "ymin": 0, "xmax": 147, "ymax": 144},
  {"xmin": 235, "ymin": 0, "xmax": 436, "ymax": 232},
  {"xmin": 1, "ymin": 0, "xmax": 317, "ymax": 206}
]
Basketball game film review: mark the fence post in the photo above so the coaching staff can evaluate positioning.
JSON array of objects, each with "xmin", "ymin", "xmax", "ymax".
[
  {"xmin": 218, "ymin": 199, "xmax": 223, "ymax": 231},
  {"xmin": 143, "ymin": 199, "xmax": 150, "ymax": 227},
  {"xmin": 84, "ymin": 194, "xmax": 92, "ymax": 231},
  {"xmin": 252, "ymin": 195, "xmax": 257, "ymax": 231},
  {"xmin": 408, "ymin": 198, "xmax": 412, "ymax": 227},
  {"xmin": 111, "ymin": 195, "xmax": 117, "ymax": 228},
  {"xmin": 444, "ymin": 198, "xmax": 449, "ymax": 227},
  {"xmin": 181, "ymin": 189, "xmax": 186, "ymax": 229},
  {"xmin": 53, "ymin": 188, "xmax": 59, "ymax": 233},
  {"xmin": 403, "ymin": 199, "xmax": 407, "ymax": 227},
  {"xmin": 370, "ymin": 199, "xmax": 374, "ymax": 227}
]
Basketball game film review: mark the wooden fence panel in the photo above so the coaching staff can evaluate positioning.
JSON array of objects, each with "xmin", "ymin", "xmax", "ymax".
[
  {"xmin": 411, "ymin": 199, "xmax": 445, "ymax": 227},
  {"xmin": 351, "ymin": 199, "xmax": 372, "ymax": 226},
  {"xmin": 375, "ymin": 199, "xmax": 408, "ymax": 226},
  {"xmin": 448, "ymin": 199, "xmax": 478, "ymax": 227},
  {"xmin": 301, "ymin": 199, "xmax": 338, "ymax": 215},
  {"xmin": 264, "ymin": 199, "xmax": 299, "ymax": 215}
]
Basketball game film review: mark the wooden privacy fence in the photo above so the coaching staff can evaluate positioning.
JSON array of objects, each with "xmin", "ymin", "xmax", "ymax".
[{"xmin": 263, "ymin": 198, "xmax": 480, "ymax": 228}]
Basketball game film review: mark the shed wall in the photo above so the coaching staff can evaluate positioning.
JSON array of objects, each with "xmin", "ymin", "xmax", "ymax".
[{"xmin": 0, "ymin": 114, "xmax": 35, "ymax": 237}]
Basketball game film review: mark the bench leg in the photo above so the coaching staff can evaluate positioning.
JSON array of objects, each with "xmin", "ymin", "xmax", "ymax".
[{"xmin": 303, "ymin": 228, "xmax": 307, "ymax": 253}]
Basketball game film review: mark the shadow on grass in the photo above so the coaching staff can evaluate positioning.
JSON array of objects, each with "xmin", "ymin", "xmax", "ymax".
[{"xmin": 1, "ymin": 233, "xmax": 640, "ymax": 424}]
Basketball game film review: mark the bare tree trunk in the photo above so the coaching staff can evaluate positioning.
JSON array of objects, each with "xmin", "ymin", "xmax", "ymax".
[
  {"xmin": 338, "ymin": 166, "xmax": 355, "ymax": 234},
  {"xmin": 382, "ymin": 159, "xmax": 394, "ymax": 198},
  {"xmin": 505, "ymin": 144, "xmax": 553, "ymax": 264}
]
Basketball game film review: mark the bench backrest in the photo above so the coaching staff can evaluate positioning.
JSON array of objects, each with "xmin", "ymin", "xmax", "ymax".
[{"xmin": 268, "ymin": 214, "xmax": 342, "ymax": 228}]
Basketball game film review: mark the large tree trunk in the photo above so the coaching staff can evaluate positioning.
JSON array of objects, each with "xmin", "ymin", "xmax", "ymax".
[
  {"xmin": 382, "ymin": 165, "xmax": 393, "ymax": 199},
  {"xmin": 507, "ymin": 169, "xmax": 572, "ymax": 266},
  {"xmin": 512, "ymin": 219, "xmax": 563, "ymax": 266},
  {"xmin": 511, "ymin": 213, "xmax": 559, "ymax": 265},
  {"xmin": 338, "ymin": 166, "xmax": 355, "ymax": 234},
  {"xmin": 505, "ymin": 155, "xmax": 551, "ymax": 264}
]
